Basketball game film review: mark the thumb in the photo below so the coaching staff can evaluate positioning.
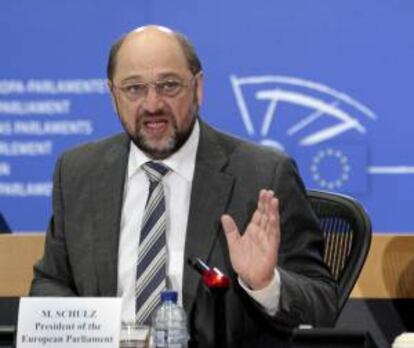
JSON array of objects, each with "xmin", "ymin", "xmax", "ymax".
[{"xmin": 221, "ymin": 214, "xmax": 240, "ymax": 247}]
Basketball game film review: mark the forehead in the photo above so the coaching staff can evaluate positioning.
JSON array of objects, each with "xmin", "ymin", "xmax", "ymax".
[{"xmin": 114, "ymin": 30, "xmax": 190, "ymax": 80}]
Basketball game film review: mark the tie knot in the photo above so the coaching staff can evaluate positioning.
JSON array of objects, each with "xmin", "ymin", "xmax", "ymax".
[{"xmin": 142, "ymin": 161, "xmax": 169, "ymax": 182}]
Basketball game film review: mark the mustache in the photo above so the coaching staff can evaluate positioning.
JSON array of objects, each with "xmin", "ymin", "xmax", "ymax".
[{"xmin": 139, "ymin": 109, "xmax": 173, "ymax": 118}]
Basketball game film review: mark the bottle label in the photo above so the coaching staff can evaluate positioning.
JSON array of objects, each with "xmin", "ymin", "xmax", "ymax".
[
  {"xmin": 154, "ymin": 329, "xmax": 167, "ymax": 347},
  {"xmin": 154, "ymin": 328, "xmax": 187, "ymax": 347}
]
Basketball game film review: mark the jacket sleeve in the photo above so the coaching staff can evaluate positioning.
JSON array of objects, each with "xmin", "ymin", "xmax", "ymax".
[
  {"xmin": 29, "ymin": 154, "xmax": 77, "ymax": 296},
  {"xmin": 267, "ymin": 156, "xmax": 338, "ymax": 329}
]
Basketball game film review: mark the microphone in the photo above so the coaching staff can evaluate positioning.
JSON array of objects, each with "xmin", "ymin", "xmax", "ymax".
[{"xmin": 187, "ymin": 257, "xmax": 231, "ymax": 289}]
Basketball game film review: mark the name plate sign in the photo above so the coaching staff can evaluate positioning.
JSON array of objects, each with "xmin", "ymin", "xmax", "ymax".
[{"xmin": 17, "ymin": 297, "xmax": 122, "ymax": 347}]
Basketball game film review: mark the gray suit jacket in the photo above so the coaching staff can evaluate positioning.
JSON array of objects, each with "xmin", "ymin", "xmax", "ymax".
[{"xmin": 30, "ymin": 120, "xmax": 337, "ymax": 347}]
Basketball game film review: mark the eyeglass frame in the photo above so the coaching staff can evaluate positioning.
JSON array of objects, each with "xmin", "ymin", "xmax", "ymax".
[{"xmin": 110, "ymin": 72, "xmax": 201, "ymax": 102}]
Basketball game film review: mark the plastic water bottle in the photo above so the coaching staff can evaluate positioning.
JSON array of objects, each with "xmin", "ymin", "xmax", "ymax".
[{"xmin": 152, "ymin": 290, "xmax": 188, "ymax": 348}]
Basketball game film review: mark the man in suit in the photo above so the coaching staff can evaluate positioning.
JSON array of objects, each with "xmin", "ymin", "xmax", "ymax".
[{"xmin": 30, "ymin": 25, "xmax": 337, "ymax": 347}]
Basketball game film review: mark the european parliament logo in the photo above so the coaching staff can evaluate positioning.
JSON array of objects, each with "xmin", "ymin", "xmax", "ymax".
[
  {"xmin": 230, "ymin": 75, "xmax": 375, "ymax": 194},
  {"xmin": 294, "ymin": 144, "xmax": 368, "ymax": 193}
]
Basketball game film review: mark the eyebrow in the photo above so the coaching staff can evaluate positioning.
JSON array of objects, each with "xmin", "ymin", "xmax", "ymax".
[{"xmin": 120, "ymin": 72, "xmax": 185, "ymax": 85}]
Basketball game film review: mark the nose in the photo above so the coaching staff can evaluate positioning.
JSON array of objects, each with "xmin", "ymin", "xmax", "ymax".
[{"xmin": 141, "ymin": 85, "xmax": 164, "ymax": 113}]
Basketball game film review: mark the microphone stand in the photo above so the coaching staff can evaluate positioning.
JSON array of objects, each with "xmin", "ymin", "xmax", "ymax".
[{"xmin": 188, "ymin": 257, "xmax": 231, "ymax": 348}]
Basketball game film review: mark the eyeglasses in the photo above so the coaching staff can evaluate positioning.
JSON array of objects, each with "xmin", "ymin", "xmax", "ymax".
[{"xmin": 113, "ymin": 74, "xmax": 198, "ymax": 101}]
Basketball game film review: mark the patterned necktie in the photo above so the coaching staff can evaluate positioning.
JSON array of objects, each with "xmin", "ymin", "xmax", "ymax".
[{"xmin": 135, "ymin": 161, "xmax": 169, "ymax": 324}]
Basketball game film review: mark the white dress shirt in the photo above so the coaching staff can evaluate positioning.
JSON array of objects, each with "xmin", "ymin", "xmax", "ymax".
[{"xmin": 117, "ymin": 121, "xmax": 280, "ymax": 322}]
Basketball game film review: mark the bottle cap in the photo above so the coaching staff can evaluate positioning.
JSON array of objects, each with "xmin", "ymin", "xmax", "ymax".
[{"xmin": 160, "ymin": 290, "xmax": 177, "ymax": 303}]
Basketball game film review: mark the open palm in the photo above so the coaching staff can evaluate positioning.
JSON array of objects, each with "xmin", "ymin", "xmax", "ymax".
[{"xmin": 221, "ymin": 190, "xmax": 281, "ymax": 290}]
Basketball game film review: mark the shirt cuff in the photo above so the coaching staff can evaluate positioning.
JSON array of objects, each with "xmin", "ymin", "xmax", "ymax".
[{"xmin": 238, "ymin": 269, "xmax": 281, "ymax": 316}]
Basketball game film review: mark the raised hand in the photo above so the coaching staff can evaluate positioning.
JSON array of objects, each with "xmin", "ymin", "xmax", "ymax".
[{"xmin": 221, "ymin": 189, "xmax": 280, "ymax": 290}]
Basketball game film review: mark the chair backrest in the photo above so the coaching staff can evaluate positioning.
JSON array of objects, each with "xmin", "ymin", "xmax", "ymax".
[
  {"xmin": 307, "ymin": 190, "xmax": 372, "ymax": 313},
  {"xmin": 0, "ymin": 213, "xmax": 11, "ymax": 233}
]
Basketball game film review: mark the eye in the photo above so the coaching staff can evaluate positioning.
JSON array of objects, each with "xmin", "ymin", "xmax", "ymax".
[
  {"xmin": 124, "ymin": 84, "xmax": 146, "ymax": 96},
  {"xmin": 158, "ymin": 80, "xmax": 182, "ymax": 95}
]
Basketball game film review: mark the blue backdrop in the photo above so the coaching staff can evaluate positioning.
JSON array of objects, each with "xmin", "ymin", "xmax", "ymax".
[{"xmin": 1, "ymin": 0, "xmax": 413, "ymax": 233}]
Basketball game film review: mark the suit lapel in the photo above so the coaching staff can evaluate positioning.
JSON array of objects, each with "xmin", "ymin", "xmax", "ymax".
[
  {"xmin": 91, "ymin": 134, "xmax": 129, "ymax": 296},
  {"xmin": 183, "ymin": 122, "xmax": 235, "ymax": 313}
]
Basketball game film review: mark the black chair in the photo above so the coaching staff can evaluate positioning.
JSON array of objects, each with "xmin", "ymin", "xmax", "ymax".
[
  {"xmin": 0, "ymin": 213, "xmax": 11, "ymax": 233},
  {"xmin": 307, "ymin": 190, "xmax": 372, "ymax": 314}
]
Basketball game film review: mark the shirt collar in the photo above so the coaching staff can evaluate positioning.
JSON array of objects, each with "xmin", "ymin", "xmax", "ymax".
[{"xmin": 127, "ymin": 120, "xmax": 200, "ymax": 182}]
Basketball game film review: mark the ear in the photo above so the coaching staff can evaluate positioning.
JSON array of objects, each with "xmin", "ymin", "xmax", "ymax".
[
  {"xmin": 195, "ymin": 72, "xmax": 204, "ymax": 107},
  {"xmin": 107, "ymin": 80, "xmax": 118, "ymax": 112}
]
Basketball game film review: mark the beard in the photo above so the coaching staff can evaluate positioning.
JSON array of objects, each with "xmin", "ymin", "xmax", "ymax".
[
  {"xmin": 116, "ymin": 99, "xmax": 198, "ymax": 160},
  {"xmin": 132, "ymin": 110, "xmax": 197, "ymax": 159}
]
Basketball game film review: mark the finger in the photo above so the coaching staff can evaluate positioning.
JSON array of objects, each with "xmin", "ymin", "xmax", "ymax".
[
  {"xmin": 257, "ymin": 189, "xmax": 266, "ymax": 214},
  {"xmin": 267, "ymin": 197, "xmax": 280, "ymax": 239},
  {"xmin": 264, "ymin": 190, "xmax": 274, "ymax": 222},
  {"xmin": 259, "ymin": 190, "xmax": 274, "ymax": 229},
  {"xmin": 251, "ymin": 190, "xmax": 266, "ymax": 226},
  {"xmin": 251, "ymin": 209, "xmax": 262, "ymax": 226},
  {"xmin": 221, "ymin": 214, "xmax": 241, "ymax": 248},
  {"xmin": 267, "ymin": 205, "xmax": 280, "ymax": 268},
  {"xmin": 258, "ymin": 190, "xmax": 269, "ymax": 228}
]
